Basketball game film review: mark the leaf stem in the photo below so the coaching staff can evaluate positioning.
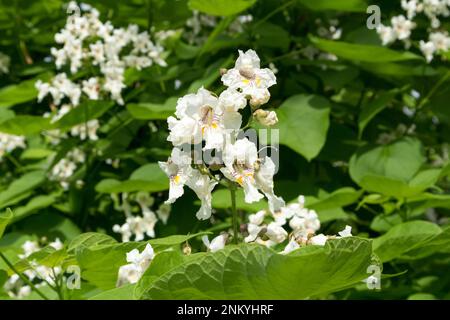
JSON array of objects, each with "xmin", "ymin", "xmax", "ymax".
[
  {"xmin": 0, "ymin": 252, "xmax": 49, "ymax": 300},
  {"xmin": 228, "ymin": 182, "xmax": 239, "ymax": 244}
]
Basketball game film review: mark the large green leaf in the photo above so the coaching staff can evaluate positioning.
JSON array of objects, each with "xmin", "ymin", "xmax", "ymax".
[
  {"xmin": 310, "ymin": 36, "xmax": 422, "ymax": 62},
  {"xmin": 373, "ymin": 221, "xmax": 442, "ymax": 263},
  {"xmin": 349, "ymin": 138, "xmax": 426, "ymax": 196},
  {"xmin": 0, "ymin": 73, "xmax": 52, "ymax": 108},
  {"xmin": 76, "ymin": 233, "xmax": 210, "ymax": 289},
  {"xmin": 0, "ymin": 171, "xmax": 46, "ymax": 210},
  {"xmin": 297, "ymin": 0, "xmax": 367, "ymax": 12},
  {"xmin": 211, "ymin": 188, "xmax": 267, "ymax": 212},
  {"xmin": 95, "ymin": 163, "xmax": 169, "ymax": 193},
  {"xmin": 139, "ymin": 238, "xmax": 372, "ymax": 299},
  {"xmin": 188, "ymin": 0, "xmax": 256, "ymax": 16},
  {"xmin": 126, "ymin": 98, "xmax": 177, "ymax": 120},
  {"xmin": 0, "ymin": 116, "xmax": 52, "ymax": 135},
  {"xmin": 275, "ymin": 94, "xmax": 331, "ymax": 161}
]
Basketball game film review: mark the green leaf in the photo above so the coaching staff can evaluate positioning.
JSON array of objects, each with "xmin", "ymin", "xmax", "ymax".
[
  {"xmin": 307, "ymin": 187, "xmax": 363, "ymax": 211},
  {"xmin": 10, "ymin": 194, "xmax": 58, "ymax": 223},
  {"xmin": 13, "ymin": 247, "xmax": 67, "ymax": 274},
  {"xmin": 67, "ymin": 232, "xmax": 117, "ymax": 254},
  {"xmin": 126, "ymin": 97, "xmax": 177, "ymax": 120},
  {"xmin": 297, "ymin": 0, "xmax": 367, "ymax": 12},
  {"xmin": 0, "ymin": 209, "xmax": 13, "ymax": 239},
  {"xmin": 349, "ymin": 138, "xmax": 425, "ymax": 195},
  {"xmin": 400, "ymin": 225, "xmax": 450, "ymax": 260},
  {"xmin": 139, "ymin": 238, "xmax": 372, "ymax": 299},
  {"xmin": 53, "ymin": 100, "xmax": 114, "ymax": 131},
  {"xmin": 0, "ymin": 73, "xmax": 52, "ymax": 108},
  {"xmin": 0, "ymin": 116, "xmax": 52, "ymax": 135},
  {"xmin": 76, "ymin": 233, "xmax": 209, "ymax": 289},
  {"xmin": 89, "ymin": 284, "xmax": 136, "ymax": 300},
  {"xmin": 310, "ymin": 36, "xmax": 422, "ymax": 62},
  {"xmin": 188, "ymin": 0, "xmax": 256, "ymax": 16},
  {"xmin": 275, "ymin": 94, "xmax": 331, "ymax": 161},
  {"xmin": 0, "ymin": 171, "xmax": 46, "ymax": 210},
  {"xmin": 358, "ymin": 90, "xmax": 398, "ymax": 137},
  {"xmin": 95, "ymin": 163, "xmax": 169, "ymax": 193},
  {"xmin": 373, "ymin": 221, "xmax": 442, "ymax": 263}
]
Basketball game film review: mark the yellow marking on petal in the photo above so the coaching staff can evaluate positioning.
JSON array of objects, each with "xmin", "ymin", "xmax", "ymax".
[
  {"xmin": 242, "ymin": 79, "xmax": 250, "ymax": 85},
  {"xmin": 255, "ymin": 77, "xmax": 261, "ymax": 87},
  {"xmin": 236, "ymin": 176, "xmax": 244, "ymax": 186},
  {"xmin": 211, "ymin": 122, "xmax": 218, "ymax": 129},
  {"xmin": 173, "ymin": 175, "xmax": 181, "ymax": 184}
]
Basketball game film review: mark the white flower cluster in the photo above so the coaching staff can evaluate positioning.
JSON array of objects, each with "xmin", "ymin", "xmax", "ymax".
[
  {"xmin": 49, "ymin": 148, "xmax": 85, "ymax": 189},
  {"xmin": 36, "ymin": 1, "xmax": 167, "ymax": 107},
  {"xmin": 159, "ymin": 49, "xmax": 283, "ymax": 222},
  {"xmin": 0, "ymin": 52, "xmax": 11, "ymax": 74},
  {"xmin": 302, "ymin": 19, "xmax": 341, "ymax": 62},
  {"xmin": 244, "ymin": 195, "xmax": 353, "ymax": 254},
  {"xmin": 113, "ymin": 192, "xmax": 171, "ymax": 242},
  {"xmin": 0, "ymin": 133, "xmax": 26, "ymax": 161},
  {"xmin": 377, "ymin": 1, "xmax": 450, "ymax": 62},
  {"xmin": 3, "ymin": 238, "xmax": 63, "ymax": 299},
  {"xmin": 117, "ymin": 244, "xmax": 154, "ymax": 286}
]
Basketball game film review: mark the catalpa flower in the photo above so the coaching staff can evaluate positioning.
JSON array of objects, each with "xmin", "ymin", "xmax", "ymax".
[
  {"xmin": 159, "ymin": 147, "xmax": 218, "ymax": 220},
  {"xmin": 221, "ymin": 49, "xmax": 276, "ymax": 107},
  {"xmin": 158, "ymin": 148, "xmax": 193, "ymax": 204},
  {"xmin": 221, "ymin": 138, "xmax": 284, "ymax": 213},
  {"xmin": 117, "ymin": 244, "xmax": 154, "ymax": 286},
  {"xmin": 167, "ymin": 87, "xmax": 244, "ymax": 150}
]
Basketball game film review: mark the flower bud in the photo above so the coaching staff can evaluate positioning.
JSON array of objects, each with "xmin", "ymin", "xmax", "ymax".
[
  {"xmin": 182, "ymin": 242, "xmax": 192, "ymax": 255},
  {"xmin": 253, "ymin": 109, "xmax": 278, "ymax": 126}
]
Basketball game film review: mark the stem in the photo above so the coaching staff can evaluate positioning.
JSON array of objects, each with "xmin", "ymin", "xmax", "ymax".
[
  {"xmin": 417, "ymin": 70, "xmax": 450, "ymax": 110},
  {"xmin": 229, "ymin": 183, "xmax": 239, "ymax": 244},
  {"xmin": 0, "ymin": 252, "xmax": 49, "ymax": 300}
]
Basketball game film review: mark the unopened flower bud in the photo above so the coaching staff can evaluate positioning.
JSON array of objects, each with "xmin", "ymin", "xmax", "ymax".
[
  {"xmin": 182, "ymin": 243, "xmax": 192, "ymax": 255},
  {"xmin": 253, "ymin": 109, "xmax": 278, "ymax": 126},
  {"xmin": 220, "ymin": 68, "xmax": 228, "ymax": 76}
]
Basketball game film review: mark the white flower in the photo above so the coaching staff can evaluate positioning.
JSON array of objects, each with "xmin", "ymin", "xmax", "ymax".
[
  {"xmin": 0, "ymin": 133, "xmax": 26, "ymax": 160},
  {"xmin": 202, "ymin": 234, "xmax": 227, "ymax": 252},
  {"xmin": 70, "ymin": 119, "xmax": 100, "ymax": 141},
  {"xmin": 310, "ymin": 234, "xmax": 328, "ymax": 246},
  {"xmin": 20, "ymin": 241, "xmax": 40, "ymax": 259},
  {"xmin": 186, "ymin": 170, "xmax": 218, "ymax": 220},
  {"xmin": 265, "ymin": 222, "xmax": 288, "ymax": 244},
  {"xmin": 281, "ymin": 239, "xmax": 300, "ymax": 254},
  {"xmin": 248, "ymin": 210, "xmax": 266, "ymax": 225},
  {"xmin": 420, "ymin": 40, "xmax": 436, "ymax": 62},
  {"xmin": 49, "ymin": 238, "xmax": 64, "ymax": 250},
  {"xmin": 158, "ymin": 148, "xmax": 192, "ymax": 204},
  {"xmin": 391, "ymin": 15, "xmax": 415, "ymax": 40},
  {"xmin": 82, "ymin": 77, "xmax": 100, "ymax": 100},
  {"xmin": 376, "ymin": 25, "xmax": 396, "ymax": 45},
  {"xmin": 338, "ymin": 225, "xmax": 353, "ymax": 238},
  {"xmin": 221, "ymin": 49, "xmax": 276, "ymax": 106},
  {"xmin": 430, "ymin": 31, "xmax": 450, "ymax": 52},
  {"xmin": 117, "ymin": 244, "xmax": 155, "ymax": 286}
]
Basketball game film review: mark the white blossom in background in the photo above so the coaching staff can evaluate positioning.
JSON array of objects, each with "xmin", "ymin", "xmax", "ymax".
[
  {"xmin": 244, "ymin": 195, "xmax": 353, "ymax": 253},
  {"xmin": 35, "ymin": 1, "xmax": 169, "ymax": 146},
  {"xmin": 378, "ymin": 1, "xmax": 450, "ymax": 62},
  {"xmin": 0, "ymin": 52, "xmax": 11, "ymax": 74},
  {"xmin": 4, "ymin": 238, "xmax": 64, "ymax": 299},
  {"xmin": 49, "ymin": 148, "xmax": 85, "ymax": 189},
  {"xmin": 202, "ymin": 234, "xmax": 227, "ymax": 252},
  {"xmin": 70, "ymin": 119, "xmax": 100, "ymax": 141},
  {"xmin": 113, "ymin": 192, "xmax": 172, "ymax": 242},
  {"xmin": 117, "ymin": 244, "xmax": 154, "ymax": 286},
  {"xmin": 0, "ymin": 133, "xmax": 26, "ymax": 161}
]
